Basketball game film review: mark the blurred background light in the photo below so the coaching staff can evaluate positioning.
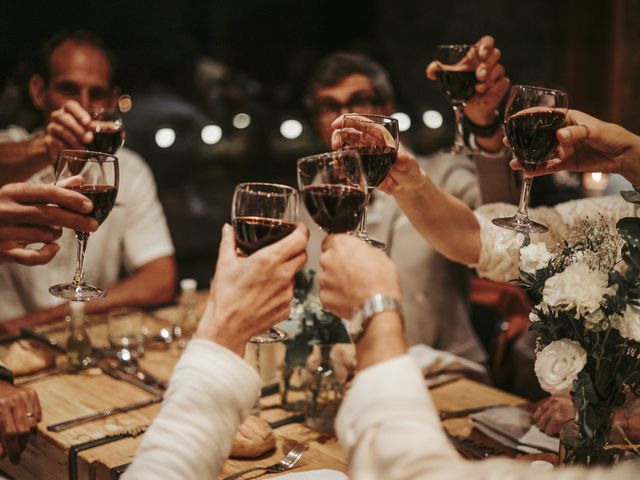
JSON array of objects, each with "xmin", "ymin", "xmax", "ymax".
[
  {"xmin": 201, "ymin": 124, "xmax": 223, "ymax": 144},
  {"xmin": 155, "ymin": 128, "xmax": 176, "ymax": 148},
  {"xmin": 232, "ymin": 113, "xmax": 251, "ymax": 129},
  {"xmin": 422, "ymin": 110, "xmax": 443, "ymax": 129},
  {"xmin": 280, "ymin": 119, "xmax": 303, "ymax": 139},
  {"xmin": 392, "ymin": 112, "xmax": 411, "ymax": 132}
]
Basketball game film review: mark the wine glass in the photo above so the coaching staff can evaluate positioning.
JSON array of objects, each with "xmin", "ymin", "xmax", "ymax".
[
  {"xmin": 297, "ymin": 149, "xmax": 368, "ymax": 234},
  {"xmin": 492, "ymin": 85, "xmax": 569, "ymax": 233},
  {"xmin": 434, "ymin": 44, "xmax": 479, "ymax": 155},
  {"xmin": 340, "ymin": 114, "xmax": 399, "ymax": 250},
  {"xmin": 88, "ymin": 107, "xmax": 125, "ymax": 154},
  {"xmin": 49, "ymin": 150, "xmax": 119, "ymax": 301},
  {"xmin": 231, "ymin": 182, "xmax": 299, "ymax": 343}
]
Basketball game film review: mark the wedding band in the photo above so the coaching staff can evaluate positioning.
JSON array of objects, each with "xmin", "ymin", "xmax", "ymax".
[{"xmin": 580, "ymin": 124, "xmax": 590, "ymax": 142}]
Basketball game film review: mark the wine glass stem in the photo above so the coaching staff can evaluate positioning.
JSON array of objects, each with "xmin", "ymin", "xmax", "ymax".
[
  {"xmin": 517, "ymin": 176, "xmax": 534, "ymax": 218},
  {"xmin": 453, "ymin": 104, "xmax": 465, "ymax": 151},
  {"xmin": 357, "ymin": 191, "xmax": 372, "ymax": 236},
  {"xmin": 254, "ymin": 343, "xmax": 262, "ymax": 414},
  {"xmin": 72, "ymin": 232, "xmax": 90, "ymax": 287}
]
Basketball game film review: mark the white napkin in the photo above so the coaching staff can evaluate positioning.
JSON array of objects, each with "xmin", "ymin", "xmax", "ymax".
[
  {"xmin": 470, "ymin": 406, "xmax": 559, "ymax": 454},
  {"xmin": 408, "ymin": 344, "xmax": 488, "ymax": 386},
  {"xmin": 272, "ymin": 470, "xmax": 349, "ymax": 479}
]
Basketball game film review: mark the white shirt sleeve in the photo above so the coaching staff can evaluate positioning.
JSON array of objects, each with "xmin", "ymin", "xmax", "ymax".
[
  {"xmin": 118, "ymin": 150, "xmax": 175, "ymax": 272},
  {"xmin": 336, "ymin": 354, "xmax": 637, "ymax": 480},
  {"xmin": 122, "ymin": 339, "xmax": 261, "ymax": 479}
]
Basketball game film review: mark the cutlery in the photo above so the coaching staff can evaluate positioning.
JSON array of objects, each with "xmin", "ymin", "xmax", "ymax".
[
  {"xmin": 47, "ymin": 397, "xmax": 161, "ymax": 432},
  {"xmin": 439, "ymin": 404, "xmax": 510, "ymax": 421},
  {"xmin": 20, "ymin": 328, "xmax": 67, "ymax": 354},
  {"xmin": 100, "ymin": 364, "xmax": 165, "ymax": 397},
  {"xmin": 269, "ymin": 413, "xmax": 305, "ymax": 429},
  {"xmin": 222, "ymin": 441, "xmax": 307, "ymax": 480}
]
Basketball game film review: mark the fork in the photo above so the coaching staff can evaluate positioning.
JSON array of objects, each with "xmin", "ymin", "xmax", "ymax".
[{"xmin": 223, "ymin": 442, "xmax": 307, "ymax": 480}]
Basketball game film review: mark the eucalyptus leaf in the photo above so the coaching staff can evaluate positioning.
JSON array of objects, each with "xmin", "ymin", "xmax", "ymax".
[{"xmin": 621, "ymin": 189, "xmax": 640, "ymax": 204}]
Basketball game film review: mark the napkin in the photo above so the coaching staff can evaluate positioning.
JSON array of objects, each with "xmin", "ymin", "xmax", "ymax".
[
  {"xmin": 408, "ymin": 344, "xmax": 488, "ymax": 386},
  {"xmin": 470, "ymin": 406, "xmax": 559, "ymax": 454},
  {"xmin": 273, "ymin": 470, "xmax": 349, "ymax": 479}
]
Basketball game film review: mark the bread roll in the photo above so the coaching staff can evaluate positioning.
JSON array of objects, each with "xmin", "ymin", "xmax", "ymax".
[
  {"xmin": 4, "ymin": 339, "xmax": 56, "ymax": 376},
  {"xmin": 230, "ymin": 415, "xmax": 276, "ymax": 458}
]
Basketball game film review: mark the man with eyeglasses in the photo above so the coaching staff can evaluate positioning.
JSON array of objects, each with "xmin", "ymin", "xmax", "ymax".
[{"xmin": 303, "ymin": 39, "xmax": 515, "ymax": 367}]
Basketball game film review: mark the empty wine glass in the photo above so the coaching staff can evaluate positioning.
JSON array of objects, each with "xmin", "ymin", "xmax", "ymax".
[
  {"xmin": 297, "ymin": 149, "xmax": 368, "ymax": 234},
  {"xmin": 339, "ymin": 114, "xmax": 399, "ymax": 250},
  {"xmin": 231, "ymin": 182, "xmax": 299, "ymax": 343},
  {"xmin": 49, "ymin": 150, "xmax": 119, "ymax": 301},
  {"xmin": 434, "ymin": 44, "xmax": 479, "ymax": 155},
  {"xmin": 88, "ymin": 107, "xmax": 125, "ymax": 154},
  {"xmin": 492, "ymin": 85, "xmax": 569, "ymax": 233}
]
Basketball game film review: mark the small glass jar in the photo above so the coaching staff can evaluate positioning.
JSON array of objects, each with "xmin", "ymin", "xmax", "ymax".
[{"xmin": 305, "ymin": 344, "xmax": 343, "ymax": 433}]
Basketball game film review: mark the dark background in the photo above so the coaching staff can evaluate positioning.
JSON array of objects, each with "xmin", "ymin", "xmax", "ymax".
[{"xmin": 0, "ymin": 0, "xmax": 637, "ymax": 285}]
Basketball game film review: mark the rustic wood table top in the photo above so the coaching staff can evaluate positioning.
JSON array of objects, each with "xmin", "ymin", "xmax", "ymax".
[{"xmin": 0, "ymin": 304, "xmax": 531, "ymax": 480}]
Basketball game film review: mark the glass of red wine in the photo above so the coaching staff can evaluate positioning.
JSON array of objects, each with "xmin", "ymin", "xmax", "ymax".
[
  {"xmin": 232, "ymin": 182, "xmax": 299, "ymax": 343},
  {"xmin": 297, "ymin": 149, "xmax": 368, "ymax": 234},
  {"xmin": 340, "ymin": 114, "xmax": 399, "ymax": 250},
  {"xmin": 49, "ymin": 150, "xmax": 119, "ymax": 301},
  {"xmin": 88, "ymin": 107, "xmax": 125, "ymax": 154},
  {"xmin": 492, "ymin": 85, "xmax": 568, "ymax": 233},
  {"xmin": 434, "ymin": 44, "xmax": 479, "ymax": 155}
]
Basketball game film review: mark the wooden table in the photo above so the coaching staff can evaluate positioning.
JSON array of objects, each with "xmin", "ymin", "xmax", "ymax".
[{"xmin": 0, "ymin": 308, "xmax": 529, "ymax": 480}]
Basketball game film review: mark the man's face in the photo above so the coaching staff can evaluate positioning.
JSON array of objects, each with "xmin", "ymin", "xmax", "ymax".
[
  {"xmin": 35, "ymin": 41, "xmax": 115, "ymax": 120},
  {"xmin": 312, "ymin": 73, "xmax": 392, "ymax": 147}
]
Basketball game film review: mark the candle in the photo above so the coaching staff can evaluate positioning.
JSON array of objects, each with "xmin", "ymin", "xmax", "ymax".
[{"xmin": 582, "ymin": 172, "xmax": 608, "ymax": 197}]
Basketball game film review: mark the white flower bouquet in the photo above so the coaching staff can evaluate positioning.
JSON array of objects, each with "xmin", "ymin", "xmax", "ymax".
[{"xmin": 517, "ymin": 214, "xmax": 640, "ymax": 464}]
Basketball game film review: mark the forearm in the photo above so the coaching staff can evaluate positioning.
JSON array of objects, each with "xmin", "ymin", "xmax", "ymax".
[
  {"xmin": 394, "ymin": 172, "xmax": 481, "ymax": 266},
  {"xmin": 0, "ymin": 137, "xmax": 51, "ymax": 186},
  {"xmin": 85, "ymin": 256, "xmax": 177, "ymax": 314},
  {"xmin": 123, "ymin": 339, "xmax": 261, "ymax": 479}
]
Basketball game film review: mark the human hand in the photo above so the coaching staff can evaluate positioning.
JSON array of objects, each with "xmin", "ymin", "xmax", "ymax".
[
  {"xmin": 426, "ymin": 35, "xmax": 510, "ymax": 127},
  {"xmin": 45, "ymin": 101, "xmax": 93, "ymax": 160},
  {"xmin": 0, "ymin": 382, "xmax": 41, "ymax": 464},
  {"xmin": 197, "ymin": 223, "xmax": 309, "ymax": 356},
  {"xmin": 318, "ymin": 234, "xmax": 400, "ymax": 318},
  {"xmin": 509, "ymin": 109, "xmax": 640, "ymax": 185},
  {"xmin": 532, "ymin": 396, "xmax": 574, "ymax": 436},
  {"xmin": 0, "ymin": 182, "xmax": 98, "ymax": 265}
]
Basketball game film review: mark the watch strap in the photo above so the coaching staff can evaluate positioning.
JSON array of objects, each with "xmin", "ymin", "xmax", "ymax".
[
  {"xmin": 464, "ymin": 111, "xmax": 502, "ymax": 138},
  {"xmin": 350, "ymin": 293, "xmax": 402, "ymax": 342}
]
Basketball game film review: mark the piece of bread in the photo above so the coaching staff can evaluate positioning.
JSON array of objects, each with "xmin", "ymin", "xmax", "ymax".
[
  {"xmin": 4, "ymin": 339, "xmax": 57, "ymax": 376},
  {"xmin": 230, "ymin": 415, "xmax": 276, "ymax": 458}
]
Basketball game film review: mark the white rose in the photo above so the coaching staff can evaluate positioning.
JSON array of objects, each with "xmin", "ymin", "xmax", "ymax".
[
  {"xmin": 529, "ymin": 311, "xmax": 541, "ymax": 323},
  {"xmin": 584, "ymin": 309, "xmax": 605, "ymax": 330},
  {"xmin": 534, "ymin": 339, "xmax": 587, "ymax": 395},
  {"xmin": 519, "ymin": 243, "xmax": 554, "ymax": 274},
  {"xmin": 542, "ymin": 262, "xmax": 614, "ymax": 316},
  {"xmin": 529, "ymin": 302, "xmax": 550, "ymax": 323},
  {"xmin": 618, "ymin": 304, "xmax": 640, "ymax": 342}
]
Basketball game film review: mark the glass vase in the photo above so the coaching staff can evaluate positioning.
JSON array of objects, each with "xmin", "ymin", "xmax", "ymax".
[
  {"xmin": 305, "ymin": 344, "xmax": 344, "ymax": 433},
  {"xmin": 559, "ymin": 412, "xmax": 624, "ymax": 465}
]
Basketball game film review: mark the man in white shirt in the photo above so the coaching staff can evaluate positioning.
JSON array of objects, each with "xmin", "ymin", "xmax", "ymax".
[{"xmin": 0, "ymin": 31, "xmax": 176, "ymax": 332}]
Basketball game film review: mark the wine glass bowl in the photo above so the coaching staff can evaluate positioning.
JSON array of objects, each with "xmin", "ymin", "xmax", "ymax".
[
  {"xmin": 297, "ymin": 149, "xmax": 368, "ymax": 234},
  {"xmin": 231, "ymin": 182, "xmax": 299, "ymax": 343},
  {"xmin": 492, "ymin": 85, "xmax": 569, "ymax": 233},
  {"xmin": 49, "ymin": 150, "xmax": 119, "ymax": 301},
  {"xmin": 434, "ymin": 44, "xmax": 479, "ymax": 154},
  {"xmin": 339, "ymin": 114, "xmax": 399, "ymax": 250},
  {"xmin": 88, "ymin": 107, "xmax": 125, "ymax": 155}
]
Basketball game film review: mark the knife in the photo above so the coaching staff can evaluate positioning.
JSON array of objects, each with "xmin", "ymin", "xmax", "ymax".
[
  {"xmin": 269, "ymin": 414, "xmax": 305, "ymax": 429},
  {"xmin": 439, "ymin": 404, "xmax": 511, "ymax": 421},
  {"xmin": 47, "ymin": 398, "xmax": 161, "ymax": 432},
  {"xmin": 100, "ymin": 364, "xmax": 165, "ymax": 397},
  {"xmin": 20, "ymin": 328, "xmax": 67, "ymax": 354}
]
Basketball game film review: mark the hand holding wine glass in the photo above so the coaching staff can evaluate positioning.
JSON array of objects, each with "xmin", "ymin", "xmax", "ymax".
[
  {"xmin": 329, "ymin": 114, "xmax": 399, "ymax": 249},
  {"xmin": 492, "ymin": 85, "xmax": 568, "ymax": 233},
  {"xmin": 49, "ymin": 150, "xmax": 119, "ymax": 301},
  {"xmin": 297, "ymin": 149, "xmax": 368, "ymax": 234}
]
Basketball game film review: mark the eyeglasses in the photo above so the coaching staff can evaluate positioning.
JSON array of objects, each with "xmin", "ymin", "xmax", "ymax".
[{"xmin": 315, "ymin": 94, "xmax": 382, "ymax": 119}]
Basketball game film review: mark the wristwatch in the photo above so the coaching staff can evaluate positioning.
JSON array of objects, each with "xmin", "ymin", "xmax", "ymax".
[
  {"xmin": 463, "ymin": 110, "xmax": 502, "ymax": 138},
  {"xmin": 349, "ymin": 293, "xmax": 402, "ymax": 342}
]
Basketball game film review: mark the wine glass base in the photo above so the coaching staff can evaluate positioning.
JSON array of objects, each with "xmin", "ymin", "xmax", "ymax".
[
  {"xmin": 250, "ymin": 327, "xmax": 288, "ymax": 344},
  {"xmin": 492, "ymin": 215, "xmax": 549, "ymax": 233},
  {"xmin": 49, "ymin": 283, "xmax": 106, "ymax": 301},
  {"xmin": 356, "ymin": 232, "xmax": 387, "ymax": 251}
]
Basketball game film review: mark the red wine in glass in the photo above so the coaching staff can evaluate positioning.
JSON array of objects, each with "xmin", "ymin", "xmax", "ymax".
[
  {"xmin": 504, "ymin": 109, "xmax": 566, "ymax": 170},
  {"xmin": 89, "ymin": 124, "xmax": 125, "ymax": 155},
  {"xmin": 358, "ymin": 145, "xmax": 398, "ymax": 191},
  {"xmin": 67, "ymin": 184, "xmax": 118, "ymax": 227},
  {"xmin": 232, "ymin": 216, "xmax": 296, "ymax": 255},
  {"xmin": 492, "ymin": 85, "xmax": 568, "ymax": 233},
  {"xmin": 436, "ymin": 70, "xmax": 476, "ymax": 104},
  {"xmin": 301, "ymin": 184, "xmax": 367, "ymax": 234}
]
